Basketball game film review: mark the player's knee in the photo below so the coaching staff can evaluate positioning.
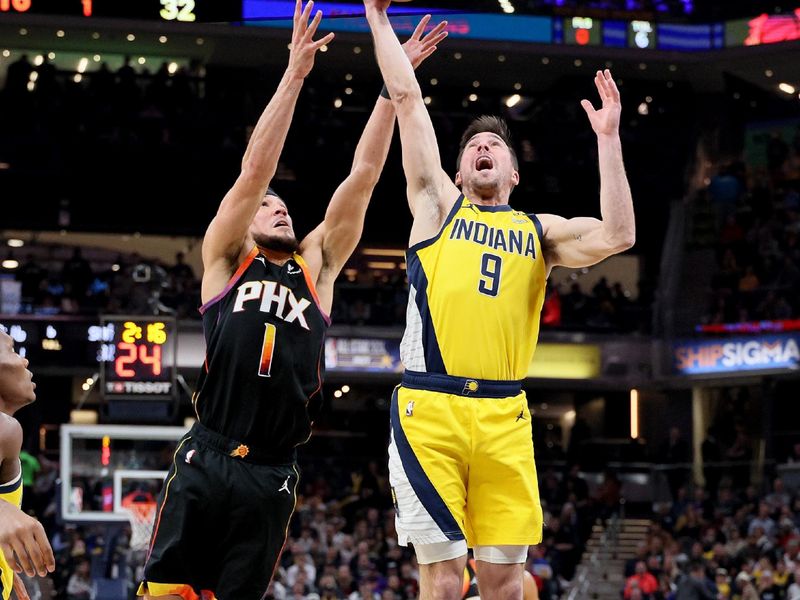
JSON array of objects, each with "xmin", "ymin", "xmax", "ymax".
[
  {"xmin": 419, "ymin": 553, "xmax": 466, "ymax": 600},
  {"xmin": 479, "ymin": 573, "xmax": 523, "ymax": 600},
  {"xmin": 475, "ymin": 563, "xmax": 524, "ymax": 600},
  {"xmin": 427, "ymin": 569, "xmax": 464, "ymax": 600}
]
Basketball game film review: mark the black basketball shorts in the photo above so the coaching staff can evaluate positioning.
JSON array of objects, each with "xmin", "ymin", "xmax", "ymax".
[{"xmin": 137, "ymin": 423, "xmax": 297, "ymax": 600}]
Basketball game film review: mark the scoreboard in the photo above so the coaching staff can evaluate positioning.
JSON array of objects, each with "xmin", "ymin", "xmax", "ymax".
[
  {"xmin": 1, "ymin": 0, "xmax": 796, "ymax": 51},
  {"xmin": 0, "ymin": 0, "xmax": 242, "ymax": 22},
  {"xmin": 563, "ymin": 16, "xmax": 602, "ymax": 46},
  {"xmin": 100, "ymin": 316, "xmax": 176, "ymax": 400}
]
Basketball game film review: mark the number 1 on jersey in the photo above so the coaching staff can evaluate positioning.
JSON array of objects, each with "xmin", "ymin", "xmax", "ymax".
[
  {"xmin": 478, "ymin": 253, "xmax": 503, "ymax": 297},
  {"xmin": 259, "ymin": 323, "xmax": 277, "ymax": 378}
]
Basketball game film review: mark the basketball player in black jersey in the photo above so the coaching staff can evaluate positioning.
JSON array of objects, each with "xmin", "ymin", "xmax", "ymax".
[{"xmin": 137, "ymin": 2, "xmax": 447, "ymax": 599}]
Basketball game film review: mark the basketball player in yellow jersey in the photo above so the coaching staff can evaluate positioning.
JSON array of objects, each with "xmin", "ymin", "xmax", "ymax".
[
  {"xmin": 0, "ymin": 330, "xmax": 55, "ymax": 600},
  {"xmin": 364, "ymin": 2, "xmax": 635, "ymax": 599}
]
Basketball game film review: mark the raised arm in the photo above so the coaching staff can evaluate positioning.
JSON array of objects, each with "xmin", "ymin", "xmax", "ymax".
[
  {"xmin": 539, "ymin": 70, "xmax": 635, "ymax": 272},
  {"xmin": 300, "ymin": 16, "xmax": 447, "ymax": 313},
  {"xmin": 201, "ymin": 0, "xmax": 333, "ymax": 304},
  {"xmin": 363, "ymin": 1, "xmax": 460, "ymax": 234}
]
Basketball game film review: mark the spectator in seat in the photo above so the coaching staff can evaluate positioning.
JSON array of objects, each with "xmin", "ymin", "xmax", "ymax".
[
  {"xmin": 674, "ymin": 562, "xmax": 716, "ymax": 600},
  {"xmin": 736, "ymin": 572, "xmax": 759, "ymax": 600},
  {"xmin": 625, "ymin": 561, "xmax": 659, "ymax": 599},
  {"xmin": 66, "ymin": 557, "xmax": 92, "ymax": 600}
]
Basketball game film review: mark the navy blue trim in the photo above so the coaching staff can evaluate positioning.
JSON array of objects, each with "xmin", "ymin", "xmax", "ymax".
[
  {"xmin": 405, "ymin": 254, "xmax": 446, "ymax": 374},
  {"xmin": 408, "ymin": 194, "xmax": 465, "ymax": 254},
  {"xmin": 403, "ymin": 371, "xmax": 522, "ymax": 398},
  {"xmin": 0, "ymin": 473, "xmax": 21, "ymax": 495},
  {"xmin": 471, "ymin": 203, "xmax": 513, "ymax": 212},
  {"xmin": 390, "ymin": 389, "xmax": 464, "ymax": 541},
  {"xmin": 527, "ymin": 213, "xmax": 544, "ymax": 243}
]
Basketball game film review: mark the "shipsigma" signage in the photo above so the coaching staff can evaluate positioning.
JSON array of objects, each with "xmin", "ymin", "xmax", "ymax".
[{"xmin": 674, "ymin": 335, "xmax": 800, "ymax": 375}]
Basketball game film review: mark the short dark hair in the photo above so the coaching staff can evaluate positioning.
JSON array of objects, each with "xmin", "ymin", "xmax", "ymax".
[{"xmin": 456, "ymin": 115, "xmax": 518, "ymax": 172}]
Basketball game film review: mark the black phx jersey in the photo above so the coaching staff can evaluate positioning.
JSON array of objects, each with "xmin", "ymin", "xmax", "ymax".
[
  {"xmin": 140, "ymin": 248, "xmax": 329, "ymax": 600},
  {"xmin": 194, "ymin": 247, "xmax": 329, "ymax": 456}
]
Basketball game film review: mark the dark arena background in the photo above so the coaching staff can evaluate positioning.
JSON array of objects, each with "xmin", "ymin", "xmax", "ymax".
[{"xmin": 2, "ymin": 0, "xmax": 800, "ymax": 598}]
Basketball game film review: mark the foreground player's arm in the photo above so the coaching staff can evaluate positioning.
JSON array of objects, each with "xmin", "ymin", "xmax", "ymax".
[
  {"xmin": 300, "ymin": 16, "xmax": 447, "ymax": 312},
  {"xmin": 539, "ymin": 70, "xmax": 635, "ymax": 271},
  {"xmin": 201, "ymin": 0, "xmax": 334, "ymax": 303},
  {"xmin": 0, "ymin": 421, "xmax": 54, "ymax": 579},
  {"xmin": 363, "ymin": 1, "xmax": 460, "ymax": 229}
]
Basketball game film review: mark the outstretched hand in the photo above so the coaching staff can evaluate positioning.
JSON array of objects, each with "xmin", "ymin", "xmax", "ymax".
[
  {"xmin": 287, "ymin": 0, "xmax": 336, "ymax": 79},
  {"xmin": 402, "ymin": 15, "xmax": 448, "ymax": 69},
  {"xmin": 581, "ymin": 69, "xmax": 622, "ymax": 137}
]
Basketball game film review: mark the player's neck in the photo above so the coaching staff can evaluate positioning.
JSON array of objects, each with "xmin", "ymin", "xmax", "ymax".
[
  {"xmin": 463, "ymin": 186, "xmax": 510, "ymax": 207},
  {"xmin": 257, "ymin": 246, "xmax": 293, "ymax": 266},
  {"xmin": 0, "ymin": 404, "xmax": 18, "ymax": 418}
]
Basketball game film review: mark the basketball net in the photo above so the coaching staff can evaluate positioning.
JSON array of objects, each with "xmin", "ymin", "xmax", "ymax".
[{"xmin": 121, "ymin": 492, "xmax": 157, "ymax": 552}]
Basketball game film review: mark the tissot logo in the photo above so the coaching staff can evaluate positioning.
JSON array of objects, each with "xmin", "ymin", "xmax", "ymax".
[
  {"xmin": 107, "ymin": 381, "xmax": 172, "ymax": 394},
  {"xmin": 233, "ymin": 281, "xmax": 311, "ymax": 330}
]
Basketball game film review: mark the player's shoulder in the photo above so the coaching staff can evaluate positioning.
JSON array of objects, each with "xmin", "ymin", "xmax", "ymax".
[
  {"xmin": 0, "ymin": 413, "xmax": 22, "ymax": 459},
  {"xmin": 530, "ymin": 213, "xmax": 564, "ymax": 225},
  {"xmin": 529, "ymin": 213, "xmax": 566, "ymax": 235}
]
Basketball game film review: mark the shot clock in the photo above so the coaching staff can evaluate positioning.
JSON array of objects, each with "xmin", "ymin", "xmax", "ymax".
[{"xmin": 101, "ymin": 316, "xmax": 176, "ymax": 400}]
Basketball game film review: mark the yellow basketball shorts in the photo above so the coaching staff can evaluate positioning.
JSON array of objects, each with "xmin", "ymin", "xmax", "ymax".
[
  {"xmin": 0, "ymin": 558, "xmax": 11, "ymax": 600},
  {"xmin": 388, "ymin": 371, "xmax": 543, "ymax": 548}
]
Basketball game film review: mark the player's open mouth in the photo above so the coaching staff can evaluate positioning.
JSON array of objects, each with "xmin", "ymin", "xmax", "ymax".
[
  {"xmin": 275, "ymin": 219, "xmax": 289, "ymax": 228},
  {"xmin": 476, "ymin": 156, "xmax": 493, "ymax": 171}
]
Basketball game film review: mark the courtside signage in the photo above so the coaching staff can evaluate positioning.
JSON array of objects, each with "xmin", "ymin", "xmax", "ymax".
[
  {"xmin": 674, "ymin": 334, "xmax": 800, "ymax": 375},
  {"xmin": 243, "ymin": 2, "xmax": 552, "ymax": 43}
]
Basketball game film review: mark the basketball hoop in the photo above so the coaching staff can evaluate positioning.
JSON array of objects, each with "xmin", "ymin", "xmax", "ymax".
[{"xmin": 121, "ymin": 492, "xmax": 158, "ymax": 552}]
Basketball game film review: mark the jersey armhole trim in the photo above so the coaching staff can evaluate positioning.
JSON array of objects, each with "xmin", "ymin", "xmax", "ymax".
[
  {"xmin": 198, "ymin": 247, "xmax": 259, "ymax": 315},
  {"xmin": 293, "ymin": 254, "xmax": 332, "ymax": 326},
  {"xmin": 526, "ymin": 213, "xmax": 544, "ymax": 243},
  {"xmin": 0, "ymin": 460, "xmax": 22, "ymax": 494}
]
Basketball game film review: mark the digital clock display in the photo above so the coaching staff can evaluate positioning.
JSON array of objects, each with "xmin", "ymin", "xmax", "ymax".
[
  {"xmin": 564, "ymin": 16, "xmax": 602, "ymax": 46},
  {"xmin": 101, "ymin": 317, "xmax": 176, "ymax": 399},
  {"xmin": 0, "ymin": 0, "xmax": 241, "ymax": 23}
]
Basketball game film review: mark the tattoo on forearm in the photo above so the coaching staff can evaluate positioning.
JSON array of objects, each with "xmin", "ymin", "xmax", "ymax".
[{"xmin": 574, "ymin": 233, "xmax": 583, "ymax": 242}]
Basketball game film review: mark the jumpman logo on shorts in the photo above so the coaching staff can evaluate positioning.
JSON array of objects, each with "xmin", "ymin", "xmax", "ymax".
[
  {"xmin": 278, "ymin": 476, "xmax": 292, "ymax": 494},
  {"xmin": 516, "ymin": 410, "xmax": 527, "ymax": 422}
]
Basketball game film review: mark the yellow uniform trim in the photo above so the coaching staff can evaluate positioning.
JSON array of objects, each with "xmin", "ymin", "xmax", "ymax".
[{"xmin": 0, "ymin": 465, "xmax": 23, "ymax": 600}]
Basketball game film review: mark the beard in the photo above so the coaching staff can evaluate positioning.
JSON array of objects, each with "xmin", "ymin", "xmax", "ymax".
[
  {"xmin": 253, "ymin": 232, "xmax": 300, "ymax": 254},
  {"xmin": 468, "ymin": 171, "xmax": 503, "ymax": 194}
]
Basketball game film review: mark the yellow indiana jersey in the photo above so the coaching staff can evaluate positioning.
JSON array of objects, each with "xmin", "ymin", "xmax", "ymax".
[
  {"xmin": 0, "ymin": 462, "xmax": 23, "ymax": 600},
  {"xmin": 401, "ymin": 195, "xmax": 546, "ymax": 381}
]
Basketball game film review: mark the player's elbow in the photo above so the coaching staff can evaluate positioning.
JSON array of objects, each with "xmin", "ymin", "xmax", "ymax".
[
  {"xmin": 612, "ymin": 231, "xmax": 636, "ymax": 252},
  {"xmin": 602, "ymin": 219, "xmax": 635, "ymax": 253},
  {"xmin": 391, "ymin": 84, "xmax": 423, "ymax": 109},
  {"xmin": 237, "ymin": 162, "xmax": 268, "ymax": 191},
  {"xmin": 349, "ymin": 163, "xmax": 382, "ymax": 190}
]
